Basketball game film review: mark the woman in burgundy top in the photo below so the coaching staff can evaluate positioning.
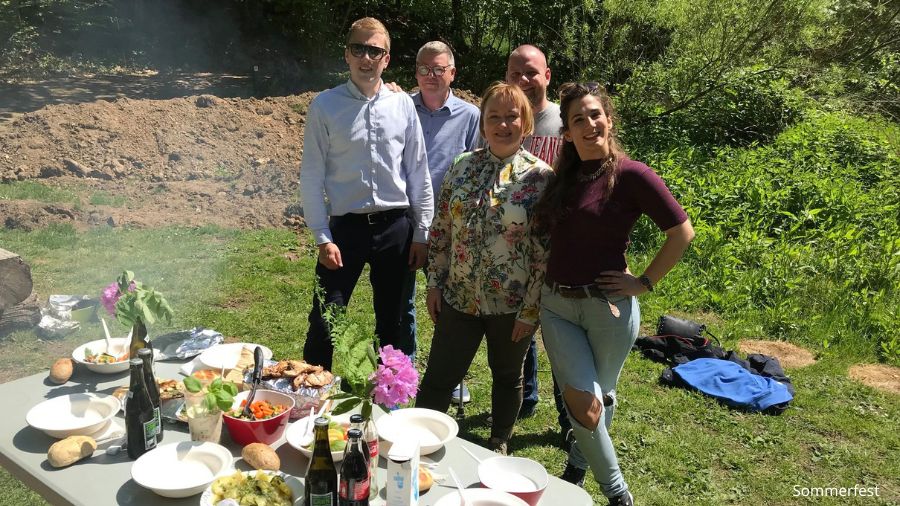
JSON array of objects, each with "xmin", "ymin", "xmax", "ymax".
[{"xmin": 533, "ymin": 82, "xmax": 694, "ymax": 506}]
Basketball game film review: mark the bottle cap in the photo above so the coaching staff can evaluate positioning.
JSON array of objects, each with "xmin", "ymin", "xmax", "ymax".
[
  {"xmin": 347, "ymin": 428, "xmax": 362, "ymax": 440},
  {"xmin": 314, "ymin": 416, "xmax": 330, "ymax": 427},
  {"xmin": 350, "ymin": 414, "xmax": 364, "ymax": 423}
]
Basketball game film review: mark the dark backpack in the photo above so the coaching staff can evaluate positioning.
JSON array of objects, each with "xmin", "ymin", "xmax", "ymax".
[{"xmin": 633, "ymin": 315, "xmax": 724, "ymax": 365}]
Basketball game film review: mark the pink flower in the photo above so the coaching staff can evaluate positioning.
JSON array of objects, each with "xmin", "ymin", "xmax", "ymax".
[
  {"xmin": 370, "ymin": 345, "xmax": 419, "ymax": 409},
  {"xmin": 100, "ymin": 280, "xmax": 136, "ymax": 316}
]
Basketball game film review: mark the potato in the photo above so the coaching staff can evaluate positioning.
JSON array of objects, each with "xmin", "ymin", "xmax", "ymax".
[
  {"xmin": 242, "ymin": 443, "xmax": 280, "ymax": 471},
  {"xmin": 419, "ymin": 466, "xmax": 434, "ymax": 493},
  {"xmin": 49, "ymin": 358, "xmax": 73, "ymax": 384},
  {"xmin": 48, "ymin": 435, "xmax": 96, "ymax": 468}
]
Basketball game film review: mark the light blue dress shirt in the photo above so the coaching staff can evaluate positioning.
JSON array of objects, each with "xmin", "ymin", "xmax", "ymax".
[
  {"xmin": 300, "ymin": 80, "xmax": 434, "ymax": 245},
  {"xmin": 411, "ymin": 90, "xmax": 481, "ymax": 194}
]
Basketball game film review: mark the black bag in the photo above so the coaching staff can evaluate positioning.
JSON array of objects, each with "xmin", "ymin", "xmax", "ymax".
[
  {"xmin": 633, "ymin": 315, "xmax": 723, "ymax": 365},
  {"xmin": 656, "ymin": 315, "xmax": 719, "ymax": 346}
]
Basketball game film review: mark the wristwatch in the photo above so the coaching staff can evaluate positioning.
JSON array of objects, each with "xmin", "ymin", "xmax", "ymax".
[{"xmin": 638, "ymin": 274, "xmax": 654, "ymax": 292}]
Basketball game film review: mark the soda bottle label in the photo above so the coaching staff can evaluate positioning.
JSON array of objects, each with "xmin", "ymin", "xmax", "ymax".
[
  {"xmin": 367, "ymin": 439, "xmax": 378, "ymax": 459},
  {"xmin": 308, "ymin": 492, "xmax": 334, "ymax": 506},
  {"xmin": 143, "ymin": 419, "xmax": 158, "ymax": 451},
  {"xmin": 339, "ymin": 476, "xmax": 370, "ymax": 501},
  {"xmin": 154, "ymin": 406, "xmax": 161, "ymax": 435}
]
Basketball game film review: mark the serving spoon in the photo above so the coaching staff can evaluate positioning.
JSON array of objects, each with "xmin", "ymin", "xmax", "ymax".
[
  {"xmin": 99, "ymin": 316, "xmax": 125, "ymax": 358},
  {"xmin": 241, "ymin": 346, "xmax": 265, "ymax": 419}
]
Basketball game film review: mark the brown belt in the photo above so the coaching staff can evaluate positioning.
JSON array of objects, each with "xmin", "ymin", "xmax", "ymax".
[{"xmin": 544, "ymin": 279, "xmax": 621, "ymax": 318}]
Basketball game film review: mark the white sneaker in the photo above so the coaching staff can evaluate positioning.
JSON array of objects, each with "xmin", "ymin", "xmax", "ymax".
[{"xmin": 451, "ymin": 383, "xmax": 471, "ymax": 403}]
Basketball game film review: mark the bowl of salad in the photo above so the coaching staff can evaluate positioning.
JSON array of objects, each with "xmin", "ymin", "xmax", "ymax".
[
  {"xmin": 71, "ymin": 338, "xmax": 132, "ymax": 374},
  {"xmin": 223, "ymin": 389, "xmax": 294, "ymax": 445},
  {"xmin": 285, "ymin": 413, "xmax": 350, "ymax": 462}
]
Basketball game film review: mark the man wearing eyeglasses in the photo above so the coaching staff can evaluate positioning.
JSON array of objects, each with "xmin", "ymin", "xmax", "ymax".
[
  {"xmin": 299, "ymin": 17, "xmax": 433, "ymax": 370},
  {"xmin": 398, "ymin": 41, "xmax": 480, "ymax": 370}
]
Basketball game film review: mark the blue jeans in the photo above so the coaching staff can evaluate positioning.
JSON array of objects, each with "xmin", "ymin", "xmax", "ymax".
[{"xmin": 539, "ymin": 286, "xmax": 639, "ymax": 499}]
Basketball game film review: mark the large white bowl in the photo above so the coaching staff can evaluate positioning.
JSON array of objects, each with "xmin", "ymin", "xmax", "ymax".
[
  {"xmin": 131, "ymin": 441, "xmax": 233, "ymax": 498},
  {"xmin": 375, "ymin": 408, "xmax": 458, "ymax": 456},
  {"xmin": 433, "ymin": 488, "xmax": 530, "ymax": 506},
  {"xmin": 285, "ymin": 412, "xmax": 352, "ymax": 462},
  {"xmin": 71, "ymin": 338, "xmax": 158, "ymax": 374},
  {"xmin": 200, "ymin": 470, "xmax": 303, "ymax": 506},
  {"xmin": 197, "ymin": 342, "xmax": 273, "ymax": 370},
  {"xmin": 26, "ymin": 393, "xmax": 121, "ymax": 439},
  {"xmin": 477, "ymin": 456, "xmax": 549, "ymax": 506}
]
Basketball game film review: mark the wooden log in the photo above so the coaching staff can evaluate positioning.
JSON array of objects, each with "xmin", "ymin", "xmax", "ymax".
[
  {"xmin": 0, "ymin": 248, "xmax": 33, "ymax": 311},
  {"xmin": 0, "ymin": 293, "xmax": 40, "ymax": 335}
]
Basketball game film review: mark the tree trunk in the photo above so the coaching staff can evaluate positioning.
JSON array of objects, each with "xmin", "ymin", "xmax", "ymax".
[
  {"xmin": 0, "ymin": 248, "xmax": 33, "ymax": 311},
  {"xmin": 0, "ymin": 293, "xmax": 40, "ymax": 335}
]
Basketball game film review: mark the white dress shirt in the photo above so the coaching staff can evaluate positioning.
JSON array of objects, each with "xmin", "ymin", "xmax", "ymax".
[{"xmin": 300, "ymin": 80, "xmax": 434, "ymax": 244}]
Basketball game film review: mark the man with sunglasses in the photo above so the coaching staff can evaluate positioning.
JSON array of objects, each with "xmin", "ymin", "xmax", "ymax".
[
  {"xmin": 299, "ymin": 17, "xmax": 433, "ymax": 370},
  {"xmin": 398, "ymin": 41, "xmax": 480, "ymax": 380}
]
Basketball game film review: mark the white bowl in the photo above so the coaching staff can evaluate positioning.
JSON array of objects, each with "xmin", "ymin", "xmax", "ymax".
[
  {"xmin": 477, "ymin": 456, "xmax": 549, "ymax": 506},
  {"xmin": 285, "ymin": 412, "xmax": 352, "ymax": 462},
  {"xmin": 375, "ymin": 408, "xmax": 458, "ymax": 456},
  {"xmin": 71, "ymin": 338, "xmax": 132, "ymax": 374},
  {"xmin": 197, "ymin": 342, "xmax": 273, "ymax": 370},
  {"xmin": 200, "ymin": 470, "xmax": 303, "ymax": 506},
  {"xmin": 131, "ymin": 441, "xmax": 233, "ymax": 498},
  {"xmin": 26, "ymin": 393, "xmax": 121, "ymax": 439},
  {"xmin": 433, "ymin": 488, "xmax": 530, "ymax": 506}
]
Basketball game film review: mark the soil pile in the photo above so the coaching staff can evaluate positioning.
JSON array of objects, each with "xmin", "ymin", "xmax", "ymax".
[{"xmin": 0, "ymin": 93, "xmax": 314, "ymax": 230}]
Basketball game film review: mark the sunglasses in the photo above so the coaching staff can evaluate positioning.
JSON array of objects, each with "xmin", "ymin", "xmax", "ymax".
[
  {"xmin": 416, "ymin": 64, "xmax": 453, "ymax": 77},
  {"xmin": 347, "ymin": 43, "xmax": 388, "ymax": 60},
  {"xmin": 558, "ymin": 81, "xmax": 602, "ymax": 99}
]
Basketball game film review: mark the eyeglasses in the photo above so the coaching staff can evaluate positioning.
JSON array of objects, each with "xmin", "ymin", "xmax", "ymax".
[
  {"xmin": 416, "ymin": 64, "xmax": 453, "ymax": 77},
  {"xmin": 347, "ymin": 43, "xmax": 388, "ymax": 60}
]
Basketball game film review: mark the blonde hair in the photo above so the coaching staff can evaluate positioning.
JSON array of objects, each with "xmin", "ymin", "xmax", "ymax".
[
  {"xmin": 479, "ymin": 82, "xmax": 534, "ymax": 139},
  {"xmin": 347, "ymin": 17, "xmax": 391, "ymax": 52}
]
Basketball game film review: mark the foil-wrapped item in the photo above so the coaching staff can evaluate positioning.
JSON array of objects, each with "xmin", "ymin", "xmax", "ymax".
[
  {"xmin": 37, "ymin": 309, "xmax": 80, "ymax": 339},
  {"xmin": 245, "ymin": 360, "xmax": 340, "ymax": 420},
  {"xmin": 152, "ymin": 327, "xmax": 224, "ymax": 360}
]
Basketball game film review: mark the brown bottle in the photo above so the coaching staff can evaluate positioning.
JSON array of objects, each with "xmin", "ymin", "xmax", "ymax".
[
  {"xmin": 129, "ymin": 317, "xmax": 148, "ymax": 360},
  {"xmin": 125, "ymin": 358, "xmax": 157, "ymax": 459},
  {"xmin": 137, "ymin": 347, "xmax": 162, "ymax": 443},
  {"xmin": 305, "ymin": 417, "xmax": 337, "ymax": 506}
]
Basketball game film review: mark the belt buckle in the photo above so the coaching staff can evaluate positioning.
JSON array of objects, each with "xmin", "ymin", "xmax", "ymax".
[{"xmin": 366, "ymin": 212, "xmax": 378, "ymax": 225}]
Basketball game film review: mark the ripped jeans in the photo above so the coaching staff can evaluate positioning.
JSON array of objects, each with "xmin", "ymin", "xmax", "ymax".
[{"xmin": 539, "ymin": 286, "xmax": 639, "ymax": 499}]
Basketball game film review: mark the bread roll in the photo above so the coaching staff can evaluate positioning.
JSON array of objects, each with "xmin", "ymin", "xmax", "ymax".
[
  {"xmin": 48, "ymin": 435, "xmax": 96, "ymax": 468},
  {"xmin": 242, "ymin": 443, "xmax": 280, "ymax": 471},
  {"xmin": 49, "ymin": 358, "xmax": 73, "ymax": 384},
  {"xmin": 419, "ymin": 466, "xmax": 434, "ymax": 493}
]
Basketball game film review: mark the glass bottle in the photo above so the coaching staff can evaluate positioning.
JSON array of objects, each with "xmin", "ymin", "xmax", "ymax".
[
  {"xmin": 137, "ymin": 347, "xmax": 163, "ymax": 443},
  {"xmin": 361, "ymin": 416, "xmax": 379, "ymax": 501},
  {"xmin": 339, "ymin": 429, "xmax": 369, "ymax": 506},
  {"xmin": 125, "ymin": 358, "xmax": 157, "ymax": 459},
  {"xmin": 305, "ymin": 417, "xmax": 337, "ymax": 506},
  {"xmin": 129, "ymin": 316, "xmax": 148, "ymax": 361}
]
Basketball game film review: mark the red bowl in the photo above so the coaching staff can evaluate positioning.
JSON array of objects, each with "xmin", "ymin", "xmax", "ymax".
[
  {"xmin": 478, "ymin": 456, "xmax": 548, "ymax": 506},
  {"xmin": 222, "ymin": 389, "xmax": 295, "ymax": 446}
]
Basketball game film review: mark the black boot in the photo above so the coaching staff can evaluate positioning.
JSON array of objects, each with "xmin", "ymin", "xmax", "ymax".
[
  {"xmin": 608, "ymin": 491, "xmax": 634, "ymax": 506},
  {"xmin": 560, "ymin": 463, "xmax": 586, "ymax": 488}
]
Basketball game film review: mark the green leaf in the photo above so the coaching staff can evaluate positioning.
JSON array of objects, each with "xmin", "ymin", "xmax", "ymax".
[
  {"xmin": 205, "ymin": 392, "xmax": 217, "ymax": 411},
  {"xmin": 361, "ymin": 401, "xmax": 372, "ymax": 420},
  {"xmin": 327, "ymin": 391, "xmax": 355, "ymax": 401},
  {"xmin": 222, "ymin": 382, "xmax": 238, "ymax": 396},
  {"xmin": 183, "ymin": 376, "xmax": 202, "ymax": 393},
  {"xmin": 331, "ymin": 398, "xmax": 362, "ymax": 416}
]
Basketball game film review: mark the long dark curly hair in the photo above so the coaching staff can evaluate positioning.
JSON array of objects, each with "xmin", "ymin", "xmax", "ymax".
[{"xmin": 534, "ymin": 82, "xmax": 626, "ymax": 232}]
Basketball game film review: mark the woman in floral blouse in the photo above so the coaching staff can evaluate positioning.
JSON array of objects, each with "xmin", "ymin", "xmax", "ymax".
[{"xmin": 416, "ymin": 82, "xmax": 553, "ymax": 455}]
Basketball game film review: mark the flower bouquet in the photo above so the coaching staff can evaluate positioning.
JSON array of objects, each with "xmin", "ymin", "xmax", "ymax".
[{"xmin": 100, "ymin": 270, "xmax": 174, "ymax": 356}]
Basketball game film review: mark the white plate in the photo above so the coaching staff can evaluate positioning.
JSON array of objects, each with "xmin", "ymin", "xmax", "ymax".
[
  {"xmin": 285, "ymin": 412, "xmax": 352, "ymax": 462},
  {"xmin": 131, "ymin": 441, "xmax": 233, "ymax": 498},
  {"xmin": 71, "ymin": 338, "xmax": 159, "ymax": 374},
  {"xmin": 376, "ymin": 408, "xmax": 458, "ymax": 456},
  {"xmin": 197, "ymin": 342, "xmax": 273, "ymax": 370},
  {"xmin": 200, "ymin": 470, "xmax": 303, "ymax": 506},
  {"xmin": 433, "ymin": 488, "xmax": 530, "ymax": 506},
  {"xmin": 26, "ymin": 393, "xmax": 121, "ymax": 439}
]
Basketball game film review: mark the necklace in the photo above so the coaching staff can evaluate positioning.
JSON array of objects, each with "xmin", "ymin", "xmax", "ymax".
[{"xmin": 576, "ymin": 158, "xmax": 612, "ymax": 182}]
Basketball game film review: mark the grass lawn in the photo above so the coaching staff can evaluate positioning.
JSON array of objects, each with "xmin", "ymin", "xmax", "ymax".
[{"xmin": 0, "ymin": 225, "xmax": 898, "ymax": 505}]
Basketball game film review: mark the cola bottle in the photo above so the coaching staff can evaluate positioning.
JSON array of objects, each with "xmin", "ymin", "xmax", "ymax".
[
  {"xmin": 305, "ymin": 417, "xmax": 337, "ymax": 506},
  {"xmin": 137, "ymin": 347, "xmax": 162, "ymax": 443},
  {"xmin": 339, "ymin": 429, "xmax": 369, "ymax": 506}
]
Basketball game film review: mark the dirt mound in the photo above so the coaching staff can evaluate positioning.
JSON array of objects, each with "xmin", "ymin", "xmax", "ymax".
[
  {"xmin": 0, "ymin": 93, "xmax": 314, "ymax": 230},
  {"xmin": 738, "ymin": 339, "xmax": 816, "ymax": 369},
  {"xmin": 848, "ymin": 364, "xmax": 900, "ymax": 395}
]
